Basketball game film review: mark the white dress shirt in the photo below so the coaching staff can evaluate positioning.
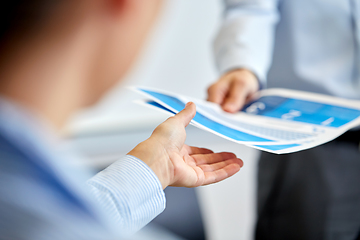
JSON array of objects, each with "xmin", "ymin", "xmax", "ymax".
[{"xmin": 215, "ymin": 0, "xmax": 360, "ymax": 99}]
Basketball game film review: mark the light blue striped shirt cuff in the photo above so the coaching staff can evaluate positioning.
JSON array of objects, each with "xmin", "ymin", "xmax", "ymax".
[{"xmin": 87, "ymin": 155, "xmax": 166, "ymax": 235}]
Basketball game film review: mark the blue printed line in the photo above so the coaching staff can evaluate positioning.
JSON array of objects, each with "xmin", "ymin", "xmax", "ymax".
[
  {"xmin": 254, "ymin": 143, "xmax": 300, "ymax": 151},
  {"xmin": 141, "ymin": 89, "xmax": 273, "ymax": 143}
]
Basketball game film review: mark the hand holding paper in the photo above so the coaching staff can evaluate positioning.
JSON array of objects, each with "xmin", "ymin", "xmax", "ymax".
[
  {"xmin": 207, "ymin": 69, "xmax": 259, "ymax": 112},
  {"xmin": 128, "ymin": 102, "xmax": 243, "ymax": 189}
]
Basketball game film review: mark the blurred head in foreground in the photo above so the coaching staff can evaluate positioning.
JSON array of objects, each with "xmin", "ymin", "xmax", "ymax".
[{"xmin": 0, "ymin": 0, "xmax": 162, "ymax": 127}]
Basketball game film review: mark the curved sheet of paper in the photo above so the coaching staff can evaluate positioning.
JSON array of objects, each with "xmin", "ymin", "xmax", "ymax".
[{"xmin": 132, "ymin": 87, "xmax": 360, "ymax": 154}]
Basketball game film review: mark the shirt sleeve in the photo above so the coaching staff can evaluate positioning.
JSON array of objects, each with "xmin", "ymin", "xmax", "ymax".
[
  {"xmin": 87, "ymin": 155, "xmax": 166, "ymax": 236},
  {"xmin": 214, "ymin": 0, "xmax": 280, "ymax": 85}
]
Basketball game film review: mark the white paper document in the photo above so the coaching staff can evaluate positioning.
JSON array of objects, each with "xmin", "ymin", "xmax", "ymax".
[{"xmin": 131, "ymin": 86, "xmax": 360, "ymax": 154}]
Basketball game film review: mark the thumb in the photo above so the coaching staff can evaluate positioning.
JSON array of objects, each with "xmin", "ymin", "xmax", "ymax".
[{"xmin": 174, "ymin": 102, "xmax": 196, "ymax": 127}]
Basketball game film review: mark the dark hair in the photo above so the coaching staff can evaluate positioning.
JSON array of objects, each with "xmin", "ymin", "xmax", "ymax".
[{"xmin": 0, "ymin": 1, "xmax": 61, "ymax": 44}]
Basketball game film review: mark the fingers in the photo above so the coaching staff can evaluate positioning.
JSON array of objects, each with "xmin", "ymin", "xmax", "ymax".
[
  {"xmin": 222, "ymin": 80, "xmax": 248, "ymax": 112},
  {"xmin": 207, "ymin": 80, "xmax": 229, "ymax": 104},
  {"xmin": 193, "ymin": 152, "xmax": 243, "ymax": 186},
  {"xmin": 198, "ymin": 158, "xmax": 244, "ymax": 172},
  {"xmin": 207, "ymin": 69, "xmax": 260, "ymax": 113},
  {"xmin": 202, "ymin": 163, "xmax": 242, "ymax": 185},
  {"xmin": 185, "ymin": 146, "xmax": 214, "ymax": 155},
  {"xmin": 173, "ymin": 160, "xmax": 242, "ymax": 187},
  {"xmin": 192, "ymin": 152, "xmax": 237, "ymax": 165},
  {"xmin": 169, "ymin": 149, "xmax": 243, "ymax": 188},
  {"xmin": 173, "ymin": 102, "xmax": 196, "ymax": 127}
]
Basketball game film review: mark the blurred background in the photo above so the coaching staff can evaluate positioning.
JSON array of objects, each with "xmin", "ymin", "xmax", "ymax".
[{"xmin": 65, "ymin": 0, "xmax": 259, "ymax": 239}]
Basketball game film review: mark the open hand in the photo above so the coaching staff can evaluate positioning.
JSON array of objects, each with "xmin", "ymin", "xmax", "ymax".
[{"xmin": 128, "ymin": 102, "xmax": 243, "ymax": 189}]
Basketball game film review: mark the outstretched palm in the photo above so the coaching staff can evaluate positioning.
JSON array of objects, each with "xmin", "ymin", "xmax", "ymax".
[
  {"xmin": 129, "ymin": 102, "xmax": 243, "ymax": 189},
  {"xmin": 168, "ymin": 145, "xmax": 243, "ymax": 187}
]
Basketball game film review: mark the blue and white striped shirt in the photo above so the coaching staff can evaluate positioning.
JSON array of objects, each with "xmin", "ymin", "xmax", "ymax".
[{"xmin": 0, "ymin": 98, "xmax": 166, "ymax": 240}]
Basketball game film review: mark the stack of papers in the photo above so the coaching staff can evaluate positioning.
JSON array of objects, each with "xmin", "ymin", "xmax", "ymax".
[{"xmin": 132, "ymin": 86, "xmax": 360, "ymax": 154}]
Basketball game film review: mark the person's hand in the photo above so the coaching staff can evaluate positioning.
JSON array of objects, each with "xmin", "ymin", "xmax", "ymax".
[
  {"xmin": 207, "ymin": 69, "xmax": 259, "ymax": 113},
  {"xmin": 128, "ymin": 102, "xmax": 243, "ymax": 189}
]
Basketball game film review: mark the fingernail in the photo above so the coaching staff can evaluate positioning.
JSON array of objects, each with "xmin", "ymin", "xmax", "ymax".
[{"xmin": 185, "ymin": 102, "xmax": 193, "ymax": 107}]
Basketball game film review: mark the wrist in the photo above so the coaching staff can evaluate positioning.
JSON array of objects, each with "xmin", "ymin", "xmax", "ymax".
[{"xmin": 128, "ymin": 139, "xmax": 173, "ymax": 189}]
